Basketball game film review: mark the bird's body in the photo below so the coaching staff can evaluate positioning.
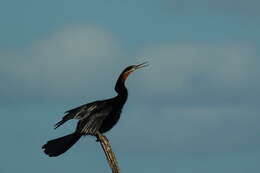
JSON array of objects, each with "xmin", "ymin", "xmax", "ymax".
[
  {"xmin": 67, "ymin": 95, "xmax": 126, "ymax": 135},
  {"xmin": 42, "ymin": 62, "xmax": 148, "ymax": 157}
]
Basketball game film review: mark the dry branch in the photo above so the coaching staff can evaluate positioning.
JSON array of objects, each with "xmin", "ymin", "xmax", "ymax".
[{"xmin": 97, "ymin": 132, "xmax": 121, "ymax": 173}]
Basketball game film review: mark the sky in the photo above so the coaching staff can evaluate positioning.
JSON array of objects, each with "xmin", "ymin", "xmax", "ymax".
[{"xmin": 0, "ymin": 0, "xmax": 260, "ymax": 173}]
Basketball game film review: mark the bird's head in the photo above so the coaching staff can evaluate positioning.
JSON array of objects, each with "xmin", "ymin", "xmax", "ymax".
[
  {"xmin": 115, "ymin": 61, "xmax": 149, "ymax": 94},
  {"xmin": 121, "ymin": 61, "xmax": 149, "ymax": 80}
]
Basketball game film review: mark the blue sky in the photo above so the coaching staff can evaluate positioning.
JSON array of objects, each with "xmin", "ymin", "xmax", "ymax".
[{"xmin": 0, "ymin": 1, "xmax": 259, "ymax": 173}]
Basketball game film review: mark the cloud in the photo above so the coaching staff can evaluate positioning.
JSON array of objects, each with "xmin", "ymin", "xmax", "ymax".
[
  {"xmin": 1, "ymin": 25, "xmax": 258, "ymax": 106},
  {"xmin": 135, "ymin": 43, "xmax": 259, "ymax": 105},
  {"xmin": 0, "ymin": 25, "xmax": 125, "ymax": 103}
]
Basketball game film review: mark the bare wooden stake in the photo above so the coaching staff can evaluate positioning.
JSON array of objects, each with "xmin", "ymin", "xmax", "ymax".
[{"xmin": 97, "ymin": 132, "xmax": 121, "ymax": 173}]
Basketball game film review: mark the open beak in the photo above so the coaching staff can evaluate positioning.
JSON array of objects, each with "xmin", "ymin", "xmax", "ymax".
[
  {"xmin": 134, "ymin": 61, "xmax": 149, "ymax": 70},
  {"xmin": 122, "ymin": 61, "xmax": 149, "ymax": 80}
]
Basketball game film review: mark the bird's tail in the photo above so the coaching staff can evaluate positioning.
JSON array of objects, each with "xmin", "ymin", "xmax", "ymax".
[{"xmin": 42, "ymin": 132, "xmax": 82, "ymax": 157}]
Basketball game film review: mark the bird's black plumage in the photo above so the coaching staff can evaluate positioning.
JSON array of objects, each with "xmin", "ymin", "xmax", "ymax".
[{"xmin": 42, "ymin": 62, "xmax": 148, "ymax": 157}]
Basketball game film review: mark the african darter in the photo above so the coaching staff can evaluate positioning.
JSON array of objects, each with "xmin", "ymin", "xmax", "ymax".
[{"xmin": 42, "ymin": 62, "xmax": 148, "ymax": 157}]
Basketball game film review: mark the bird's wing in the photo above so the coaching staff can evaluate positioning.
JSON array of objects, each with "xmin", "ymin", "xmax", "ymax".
[
  {"xmin": 76, "ymin": 106, "xmax": 113, "ymax": 135},
  {"xmin": 65, "ymin": 101, "xmax": 100, "ymax": 118},
  {"xmin": 54, "ymin": 101, "xmax": 100, "ymax": 129}
]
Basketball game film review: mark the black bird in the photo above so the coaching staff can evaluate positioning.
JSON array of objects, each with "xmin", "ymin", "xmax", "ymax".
[{"xmin": 42, "ymin": 62, "xmax": 148, "ymax": 157}]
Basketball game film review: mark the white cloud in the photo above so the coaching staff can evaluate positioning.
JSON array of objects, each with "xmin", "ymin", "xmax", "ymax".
[
  {"xmin": 1, "ymin": 26, "xmax": 259, "ymax": 106},
  {"xmin": 135, "ymin": 43, "xmax": 258, "ymax": 102},
  {"xmin": 0, "ymin": 25, "xmax": 124, "ymax": 101}
]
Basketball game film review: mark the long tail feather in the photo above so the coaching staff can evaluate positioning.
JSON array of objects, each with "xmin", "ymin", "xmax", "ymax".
[{"xmin": 42, "ymin": 132, "xmax": 82, "ymax": 157}]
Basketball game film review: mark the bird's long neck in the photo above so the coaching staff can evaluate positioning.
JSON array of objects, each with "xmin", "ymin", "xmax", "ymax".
[{"xmin": 115, "ymin": 73, "xmax": 128, "ymax": 105}]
